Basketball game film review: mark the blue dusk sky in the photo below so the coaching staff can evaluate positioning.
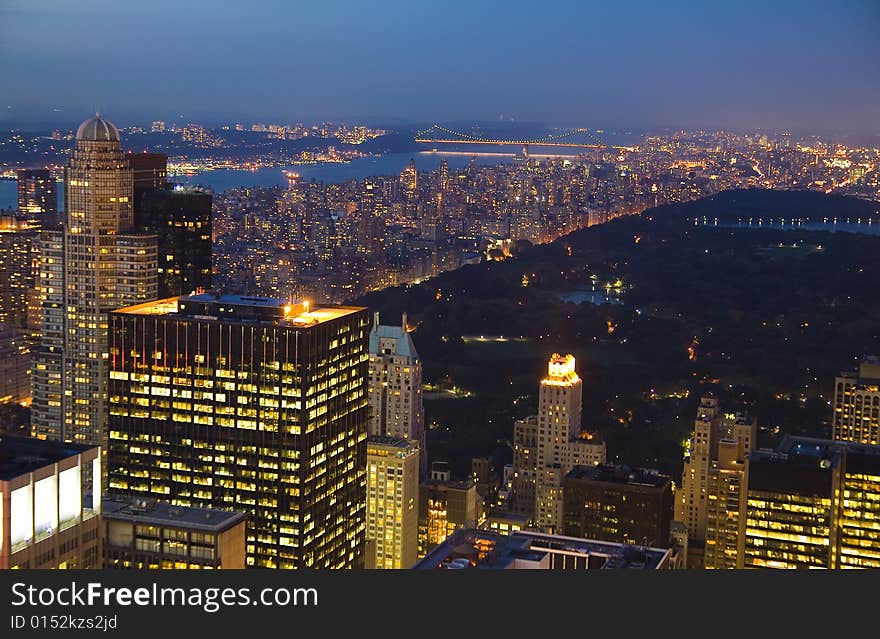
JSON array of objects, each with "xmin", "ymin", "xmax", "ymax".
[{"xmin": 1, "ymin": 0, "xmax": 878, "ymax": 133}]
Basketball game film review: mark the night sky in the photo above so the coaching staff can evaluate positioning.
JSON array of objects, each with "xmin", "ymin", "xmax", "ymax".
[{"xmin": 1, "ymin": 0, "xmax": 878, "ymax": 132}]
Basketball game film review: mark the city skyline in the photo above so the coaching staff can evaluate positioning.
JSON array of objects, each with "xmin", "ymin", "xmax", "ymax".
[
  {"xmin": 3, "ymin": 0, "xmax": 880, "ymax": 581},
  {"xmin": 2, "ymin": 1, "xmax": 879, "ymax": 134}
]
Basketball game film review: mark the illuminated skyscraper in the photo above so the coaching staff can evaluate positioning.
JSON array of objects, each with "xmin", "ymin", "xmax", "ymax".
[
  {"xmin": 367, "ymin": 312, "xmax": 426, "ymax": 476},
  {"xmin": 832, "ymin": 356, "xmax": 880, "ymax": 446},
  {"xmin": 32, "ymin": 115, "xmax": 158, "ymax": 445},
  {"xmin": 106, "ymin": 294, "xmax": 370, "ymax": 568},
  {"xmin": 0, "ymin": 215, "xmax": 40, "ymax": 405},
  {"xmin": 532, "ymin": 354, "xmax": 605, "ymax": 532},
  {"xmin": 703, "ymin": 412, "xmax": 755, "ymax": 569},
  {"xmin": 740, "ymin": 435, "xmax": 880, "ymax": 569},
  {"xmin": 674, "ymin": 396, "xmax": 754, "ymax": 566},
  {"xmin": 676, "ymin": 395, "xmax": 721, "ymax": 542},
  {"xmin": 366, "ymin": 436, "xmax": 419, "ymax": 569},
  {"xmin": 438, "ymin": 159, "xmax": 449, "ymax": 191},
  {"xmin": 17, "ymin": 169, "xmax": 57, "ymax": 216},
  {"xmin": 399, "ymin": 159, "xmax": 417, "ymax": 193}
]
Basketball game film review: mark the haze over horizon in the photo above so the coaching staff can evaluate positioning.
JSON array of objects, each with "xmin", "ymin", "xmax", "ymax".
[{"xmin": 1, "ymin": 0, "xmax": 879, "ymax": 135}]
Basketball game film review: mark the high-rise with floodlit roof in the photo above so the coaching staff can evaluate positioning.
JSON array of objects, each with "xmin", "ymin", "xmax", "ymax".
[{"xmin": 106, "ymin": 293, "xmax": 370, "ymax": 568}]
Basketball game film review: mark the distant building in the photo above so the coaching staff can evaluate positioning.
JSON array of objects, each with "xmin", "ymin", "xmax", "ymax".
[
  {"xmin": 741, "ymin": 435, "xmax": 880, "ymax": 569},
  {"xmin": 107, "ymin": 293, "xmax": 370, "ymax": 569},
  {"xmin": 102, "ymin": 495, "xmax": 246, "ymax": 569},
  {"xmin": 833, "ymin": 356, "xmax": 880, "ymax": 445},
  {"xmin": 367, "ymin": 312, "xmax": 426, "ymax": 476},
  {"xmin": 562, "ymin": 464, "xmax": 673, "ymax": 547},
  {"xmin": 0, "ymin": 436, "xmax": 102, "ymax": 569},
  {"xmin": 366, "ymin": 436, "xmax": 419, "ymax": 569},
  {"xmin": 17, "ymin": 169, "xmax": 57, "ymax": 216},
  {"xmin": 151, "ymin": 121, "xmax": 165, "ymax": 133},
  {"xmin": 413, "ymin": 529, "xmax": 671, "ymax": 570},
  {"xmin": 418, "ymin": 462, "xmax": 480, "ymax": 557},
  {"xmin": 471, "ymin": 456, "xmax": 493, "ymax": 499}
]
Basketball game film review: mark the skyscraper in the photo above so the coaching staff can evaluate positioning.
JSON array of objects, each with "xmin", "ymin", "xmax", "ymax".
[
  {"xmin": 367, "ymin": 312, "xmax": 426, "ymax": 476},
  {"xmin": 32, "ymin": 115, "xmax": 158, "ymax": 445},
  {"xmin": 17, "ymin": 169, "xmax": 57, "ymax": 216},
  {"xmin": 704, "ymin": 412, "xmax": 755, "ymax": 569},
  {"xmin": 740, "ymin": 435, "xmax": 880, "ymax": 569},
  {"xmin": 511, "ymin": 415, "xmax": 538, "ymax": 517},
  {"xmin": 366, "ymin": 436, "xmax": 419, "ymax": 569},
  {"xmin": 107, "ymin": 293, "xmax": 370, "ymax": 568},
  {"xmin": 674, "ymin": 395, "xmax": 755, "ymax": 567},
  {"xmin": 0, "ymin": 215, "xmax": 40, "ymax": 405},
  {"xmin": 127, "ymin": 152, "xmax": 212, "ymax": 298},
  {"xmin": 832, "ymin": 356, "xmax": 880, "ymax": 445},
  {"xmin": 133, "ymin": 186, "xmax": 212, "ymax": 298},
  {"xmin": 531, "ymin": 354, "xmax": 605, "ymax": 532}
]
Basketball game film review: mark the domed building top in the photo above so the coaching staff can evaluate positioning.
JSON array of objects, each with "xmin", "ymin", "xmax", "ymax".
[{"xmin": 76, "ymin": 114, "xmax": 119, "ymax": 142}]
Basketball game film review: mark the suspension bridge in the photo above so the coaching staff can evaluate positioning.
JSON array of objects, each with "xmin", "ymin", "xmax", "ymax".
[{"xmin": 413, "ymin": 124, "xmax": 634, "ymax": 152}]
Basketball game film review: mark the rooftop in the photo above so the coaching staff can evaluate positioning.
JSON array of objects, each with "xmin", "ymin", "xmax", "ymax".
[
  {"xmin": 414, "ymin": 529, "xmax": 669, "ymax": 570},
  {"xmin": 113, "ymin": 294, "xmax": 364, "ymax": 327},
  {"xmin": 369, "ymin": 312, "xmax": 419, "ymax": 360},
  {"xmin": 102, "ymin": 495, "xmax": 246, "ymax": 533},
  {"xmin": 0, "ymin": 436, "xmax": 97, "ymax": 482},
  {"xmin": 566, "ymin": 463, "xmax": 671, "ymax": 488},
  {"xmin": 76, "ymin": 114, "xmax": 119, "ymax": 142},
  {"xmin": 367, "ymin": 435, "xmax": 418, "ymax": 451}
]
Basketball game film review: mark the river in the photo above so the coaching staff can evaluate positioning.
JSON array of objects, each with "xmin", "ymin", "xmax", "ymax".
[{"xmin": 0, "ymin": 151, "xmax": 529, "ymax": 209}]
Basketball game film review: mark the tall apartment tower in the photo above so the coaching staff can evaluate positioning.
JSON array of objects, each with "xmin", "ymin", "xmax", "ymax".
[
  {"xmin": 511, "ymin": 415, "xmax": 538, "ymax": 517},
  {"xmin": 106, "ymin": 294, "xmax": 370, "ymax": 569},
  {"xmin": 17, "ymin": 169, "xmax": 57, "ymax": 216},
  {"xmin": 704, "ymin": 412, "xmax": 757, "ymax": 569},
  {"xmin": 676, "ymin": 395, "xmax": 721, "ymax": 541},
  {"xmin": 832, "ymin": 356, "xmax": 880, "ymax": 445},
  {"xmin": 532, "ymin": 354, "xmax": 605, "ymax": 533},
  {"xmin": 367, "ymin": 312, "xmax": 426, "ymax": 476},
  {"xmin": 366, "ymin": 436, "xmax": 419, "ymax": 569},
  {"xmin": 740, "ymin": 435, "xmax": 880, "ymax": 569},
  {"xmin": 31, "ymin": 115, "xmax": 157, "ymax": 445},
  {"xmin": 675, "ymin": 396, "xmax": 755, "ymax": 567}
]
